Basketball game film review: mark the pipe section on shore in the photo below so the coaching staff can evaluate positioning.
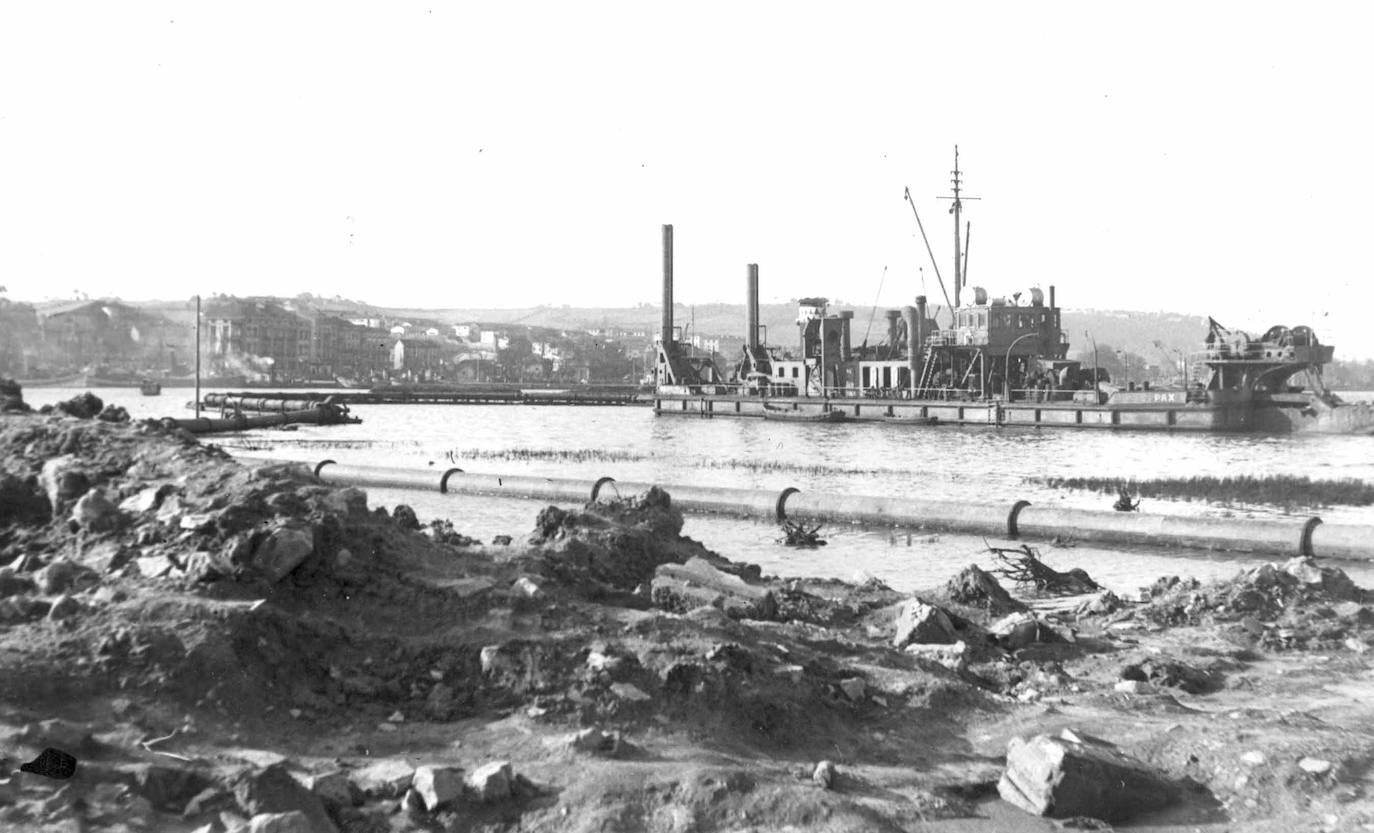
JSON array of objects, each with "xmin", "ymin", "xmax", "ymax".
[{"xmin": 292, "ymin": 460, "xmax": 1371, "ymax": 561}]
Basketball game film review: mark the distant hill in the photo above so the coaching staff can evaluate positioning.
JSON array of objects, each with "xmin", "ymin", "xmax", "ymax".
[{"xmin": 376, "ymin": 301, "xmax": 1214, "ymax": 360}]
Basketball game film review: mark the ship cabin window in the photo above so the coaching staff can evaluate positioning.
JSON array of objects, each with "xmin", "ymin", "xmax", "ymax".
[
  {"xmin": 862, "ymin": 367, "xmax": 871, "ymax": 387},
  {"xmin": 792, "ymin": 367, "xmax": 799, "ymax": 378}
]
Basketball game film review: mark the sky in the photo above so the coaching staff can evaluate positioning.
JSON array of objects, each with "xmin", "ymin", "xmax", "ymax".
[{"xmin": 3, "ymin": 2, "xmax": 1373, "ymax": 357}]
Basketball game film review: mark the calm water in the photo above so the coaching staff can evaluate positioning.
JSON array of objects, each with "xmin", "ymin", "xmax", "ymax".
[{"xmin": 22, "ymin": 386, "xmax": 1374, "ymax": 596}]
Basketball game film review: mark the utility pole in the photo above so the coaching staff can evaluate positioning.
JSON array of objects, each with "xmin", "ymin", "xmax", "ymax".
[{"xmin": 194, "ymin": 295, "xmax": 202, "ymax": 419}]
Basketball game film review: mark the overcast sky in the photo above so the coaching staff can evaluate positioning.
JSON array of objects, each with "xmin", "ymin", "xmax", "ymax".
[{"xmin": 3, "ymin": 3, "xmax": 1372, "ymax": 356}]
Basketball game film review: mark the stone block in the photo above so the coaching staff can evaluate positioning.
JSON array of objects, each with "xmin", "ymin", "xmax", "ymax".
[
  {"xmin": 465, "ymin": 761, "xmax": 513, "ymax": 803},
  {"xmin": 349, "ymin": 759, "xmax": 414, "ymax": 799},
  {"xmin": 411, "ymin": 765, "xmax": 463, "ymax": 811},
  {"xmin": 998, "ymin": 729, "xmax": 1178, "ymax": 822},
  {"xmin": 893, "ymin": 599, "xmax": 958, "ymax": 647}
]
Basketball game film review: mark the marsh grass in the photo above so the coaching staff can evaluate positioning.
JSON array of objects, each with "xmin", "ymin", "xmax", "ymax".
[{"xmin": 1035, "ymin": 475, "xmax": 1374, "ymax": 508}]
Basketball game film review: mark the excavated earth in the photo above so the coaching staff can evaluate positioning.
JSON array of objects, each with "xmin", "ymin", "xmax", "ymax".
[{"xmin": 2, "ymin": 395, "xmax": 1374, "ymax": 832}]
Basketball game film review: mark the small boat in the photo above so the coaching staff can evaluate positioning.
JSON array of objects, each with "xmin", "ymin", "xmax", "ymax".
[
  {"xmin": 139, "ymin": 379, "xmax": 162, "ymax": 396},
  {"xmin": 762, "ymin": 404, "xmax": 849, "ymax": 423}
]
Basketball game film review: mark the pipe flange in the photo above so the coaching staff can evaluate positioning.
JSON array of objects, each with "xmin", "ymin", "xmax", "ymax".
[
  {"xmin": 591, "ymin": 476, "xmax": 617, "ymax": 502},
  {"xmin": 776, "ymin": 487, "xmax": 800, "ymax": 523},
  {"xmin": 439, "ymin": 468, "xmax": 464, "ymax": 494},
  {"xmin": 1301, "ymin": 516, "xmax": 1323, "ymax": 558},
  {"xmin": 313, "ymin": 459, "xmax": 336, "ymax": 478},
  {"xmin": 1008, "ymin": 500, "xmax": 1031, "ymax": 539}
]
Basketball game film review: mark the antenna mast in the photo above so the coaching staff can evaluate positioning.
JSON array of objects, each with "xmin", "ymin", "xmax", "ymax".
[{"xmin": 938, "ymin": 145, "xmax": 979, "ymax": 308}]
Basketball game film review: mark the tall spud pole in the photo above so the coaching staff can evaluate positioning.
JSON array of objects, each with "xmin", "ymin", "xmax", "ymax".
[{"xmin": 194, "ymin": 294, "xmax": 202, "ymax": 419}]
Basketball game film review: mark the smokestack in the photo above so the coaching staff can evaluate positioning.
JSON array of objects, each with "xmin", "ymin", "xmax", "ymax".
[
  {"xmin": 1049, "ymin": 285, "xmax": 1056, "ymax": 309},
  {"xmin": 885, "ymin": 309, "xmax": 901, "ymax": 348},
  {"xmin": 746, "ymin": 264, "xmax": 759, "ymax": 350},
  {"xmin": 902, "ymin": 305, "xmax": 919, "ymax": 388},
  {"xmin": 661, "ymin": 224, "xmax": 674, "ymax": 347}
]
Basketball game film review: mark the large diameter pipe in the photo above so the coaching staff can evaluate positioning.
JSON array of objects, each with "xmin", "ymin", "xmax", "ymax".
[
  {"xmin": 1016, "ymin": 505, "xmax": 1316, "ymax": 557},
  {"xmin": 662, "ymin": 224, "xmax": 674, "ymax": 347},
  {"xmin": 1310, "ymin": 523, "xmax": 1371, "ymax": 561},
  {"xmin": 785, "ymin": 491, "xmax": 1009, "ymax": 536},
  {"xmin": 283, "ymin": 461, "xmax": 1372, "ymax": 561},
  {"xmin": 746, "ymin": 264, "xmax": 760, "ymax": 350}
]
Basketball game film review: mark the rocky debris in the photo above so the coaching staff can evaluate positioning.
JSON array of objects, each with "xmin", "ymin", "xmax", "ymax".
[
  {"xmin": 0, "ymin": 566, "xmax": 36, "ymax": 598},
  {"xmin": 71, "ymin": 488, "xmax": 124, "ymax": 532},
  {"xmin": 1120, "ymin": 657, "xmax": 1219, "ymax": 694},
  {"xmin": 813, "ymin": 760, "xmax": 837, "ymax": 789},
  {"xmin": 232, "ymin": 764, "xmax": 337, "ymax": 833},
  {"xmin": 944, "ymin": 565, "xmax": 1028, "ymax": 614},
  {"xmin": 0, "ymin": 377, "xmax": 27, "ymax": 412},
  {"xmin": 465, "ymin": 760, "xmax": 513, "ymax": 803},
  {"xmin": 1075, "ymin": 591, "xmax": 1122, "ymax": 617},
  {"xmin": 1128, "ymin": 558, "xmax": 1369, "ymax": 650},
  {"xmin": 998, "ymin": 728, "xmax": 1179, "ymax": 822},
  {"xmin": 0, "ymin": 472, "xmax": 48, "ymax": 524},
  {"xmin": 989, "ymin": 611, "xmax": 1041, "ymax": 651},
  {"xmin": 411, "ymin": 765, "xmax": 463, "ymax": 812},
  {"xmin": 50, "ymin": 391, "xmax": 104, "ymax": 419},
  {"xmin": 250, "ymin": 521, "xmax": 316, "ymax": 583},
  {"xmin": 529, "ymin": 487, "xmax": 714, "ymax": 594},
  {"xmin": 390, "ymin": 504, "xmax": 420, "ymax": 530},
  {"xmin": 652, "ymin": 557, "xmax": 778, "ymax": 620},
  {"xmin": 249, "ymin": 811, "xmax": 317, "ymax": 833},
  {"xmin": 40, "ymin": 455, "xmax": 89, "ymax": 511},
  {"xmin": 287, "ymin": 770, "xmax": 350, "ymax": 810},
  {"xmin": 349, "ymin": 759, "xmax": 414, "ymax": 799},
  {"xmin": 893, "ymin": 599, "xmax": 959, "ymax": 647},
  {"xmin": 904, "ymin": 640, "xmax": 968, "ymax": 672},
  {"xmin": 424, "ymin": 518, "xmax": 479, "ymax": 546},
  {"xmin": 567, "ymin": 727, "xmax": 619, "ymax": 755},
  {"xmin": 97, "ymin": 404, "xmax": 130, "ymax": 423}
]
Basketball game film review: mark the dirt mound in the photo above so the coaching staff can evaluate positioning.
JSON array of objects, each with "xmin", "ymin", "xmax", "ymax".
[
  {"xmin": 1124, "ymin": 557, "xmax": 1370, "ymax": 650},
  {"xmin": 525, "ymin": 487, "xmax": 717, "ymax": 594}
]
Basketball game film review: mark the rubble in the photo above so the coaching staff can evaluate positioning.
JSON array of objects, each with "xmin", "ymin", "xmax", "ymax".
[
  {"xmin": 411, "ymin": 764, "xmax": 464, "ymax": 811},
  {"xmin": 0, "ymin": 405, "xmax": 1372, "ymax": 832},
  {"xmin": 652, "ymin": 556, "xmax": 778, "ymax": 619},
  {"xmin": 998, "ymin": 729, "xmax": 1179, "ymax": 822},
  {"xmin": 892, "ymin": 599, "xmax": 958, "ymax": 647}
]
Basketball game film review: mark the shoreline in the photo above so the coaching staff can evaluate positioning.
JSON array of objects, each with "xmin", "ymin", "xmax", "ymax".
[{"xmin": 2, "ymin": 390, "xmax": 1374, "ymax": 831}]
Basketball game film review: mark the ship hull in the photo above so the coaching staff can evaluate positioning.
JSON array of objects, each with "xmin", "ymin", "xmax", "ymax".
[{"xmin": 652, "ymin": 391, "xmax": 1365, "ymax": 433}]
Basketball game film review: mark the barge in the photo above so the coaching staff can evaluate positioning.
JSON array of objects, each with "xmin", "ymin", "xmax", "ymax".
[{"xmin": 653, "ymin": 152, "xmax": 1374, "ymax": 434}]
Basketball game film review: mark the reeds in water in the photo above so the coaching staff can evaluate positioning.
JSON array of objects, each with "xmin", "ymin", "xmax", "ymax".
[{"xmin": 1035, "ymin": 475, "xmax": 1374, "ymax": 508}]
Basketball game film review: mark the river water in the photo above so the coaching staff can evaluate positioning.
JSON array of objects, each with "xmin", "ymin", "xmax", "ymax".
[{"xmin": 21, "ymin": 386, "xmax": 1374, "ymax": 596}]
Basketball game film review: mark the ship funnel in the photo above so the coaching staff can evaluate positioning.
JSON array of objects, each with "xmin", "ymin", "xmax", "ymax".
[
  {"xmin": 885, "ymin": 309, "xmax": 902, "ymax": 347},
  {"xmin": 746, "ymin": 263, "xmax": 760, "ymax": 350},
  {"xmin": 661, "ymin": 224, "xmax": 674, "ymax": 346},
  {"xmin": 903, "ymin": 305, "xmax": 920, "ymax": 384}
]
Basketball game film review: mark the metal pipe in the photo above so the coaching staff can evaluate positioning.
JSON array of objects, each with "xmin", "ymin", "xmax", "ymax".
[
  {"xmin": 746, "ymin": 264, "xmax": 760, "ymax": 350},
  {"xmin": 275, "ymin": 460, "xmax": 1372, "ymax": 560},
  {"xmin": 662, "ymin": 224, "xmax": 674, "ymax": 348}
]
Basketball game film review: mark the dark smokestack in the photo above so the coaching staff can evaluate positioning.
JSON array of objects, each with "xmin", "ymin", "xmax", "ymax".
[
  {"xmin": 661, "ymin": 224, "xmax": 674, "ymax": 346},
  {"xmin": 1049, "ymin": 284, "xmax": 1056, "ymax": 309},
  {"xmin": 885, "ymin": 309, "xmax": 901, "ymax": 348},
  {"xmin": 746, "ymin": 264, "xmax": 759, "ymax": 350}
]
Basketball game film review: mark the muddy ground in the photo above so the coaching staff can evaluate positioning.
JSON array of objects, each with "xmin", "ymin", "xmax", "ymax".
[{"xmin": 2, "ymin": 392, "xmax": 1374, "ymax": 832}]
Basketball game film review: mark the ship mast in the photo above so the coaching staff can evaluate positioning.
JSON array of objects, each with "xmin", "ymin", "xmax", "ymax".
[
  {"xmin": 952, "ymin": 147, "xmax": 963, "ymax": 308},
  {"xmin": 938, "ymin": 146, "xmax": 978, "ymax": 309}
]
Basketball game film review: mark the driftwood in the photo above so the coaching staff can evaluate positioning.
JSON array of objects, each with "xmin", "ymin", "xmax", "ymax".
[
  {"xmin": 778, "ymin": 520, "xmax": 827, "ymax": 548},
  {"xmin": 1113, "ymin": 487, "xmax": 1141, "ymax": 512},
  {"xmin": 988, "ymin": 542, "xmax": 1102, "ymax": 595}
]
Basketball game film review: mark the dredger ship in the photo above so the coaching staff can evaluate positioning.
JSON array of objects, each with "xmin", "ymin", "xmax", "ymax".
[{"xmin": 652, "ymin": 153, "xmax": 1373, "ymax": 434}]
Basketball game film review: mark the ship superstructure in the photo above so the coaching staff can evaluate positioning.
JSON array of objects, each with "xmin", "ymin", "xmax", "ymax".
[{"xmin": 652, "ymin": 151, "xmax": 1372, "ymax": 434}]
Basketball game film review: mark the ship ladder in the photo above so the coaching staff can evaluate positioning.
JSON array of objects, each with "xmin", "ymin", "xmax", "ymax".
[{"xmin": 915, "ymin": 353, "xmax": 939, "ymax": 397}]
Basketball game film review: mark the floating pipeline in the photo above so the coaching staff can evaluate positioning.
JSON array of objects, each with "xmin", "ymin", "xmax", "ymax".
[
  {"xmin": 240, "ymin": 459, "xmax": 1374, "ymax": 561},
  {"xmin": 164, "ymin": 404, "xmax": 360, "ymax": 434}
]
